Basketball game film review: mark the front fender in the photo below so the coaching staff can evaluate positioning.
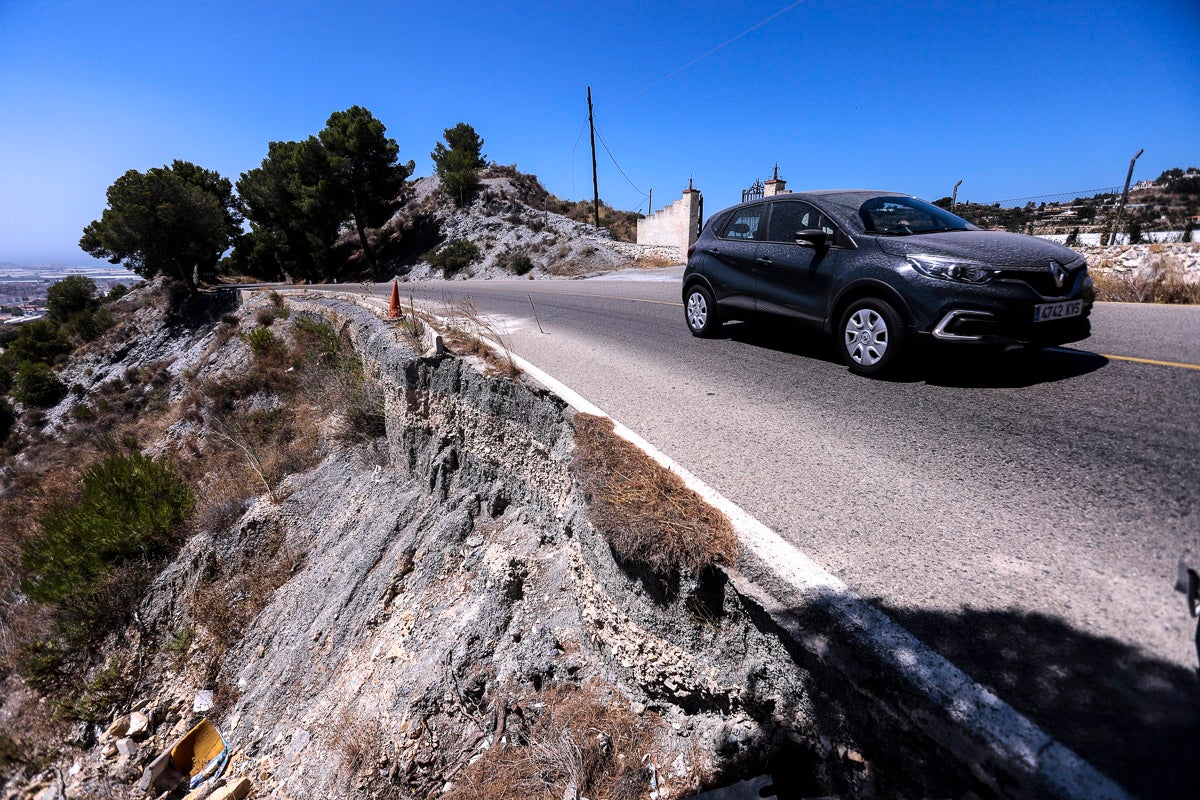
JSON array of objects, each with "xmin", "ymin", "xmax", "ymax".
[{"xmin": 826, "ymin": 278, "xmax": 915, "ymax": 336}]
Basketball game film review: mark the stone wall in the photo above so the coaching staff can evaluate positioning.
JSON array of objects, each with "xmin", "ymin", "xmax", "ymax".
[{"xmin": 637, "ymin": 188, "xmax": 702, "ymax": 251}]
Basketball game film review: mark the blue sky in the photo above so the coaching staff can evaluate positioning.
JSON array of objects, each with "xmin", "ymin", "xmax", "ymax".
[{"xmin": 2, "ymin": 0, "xmax": 1198, "ymax": 265}]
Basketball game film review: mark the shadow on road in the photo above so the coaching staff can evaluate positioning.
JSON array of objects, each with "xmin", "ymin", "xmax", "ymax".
[
  {"xmin": 721, "ymin": 321, "xmax": 841, "ymax": 363},
  {"xmin": 716, "ymin": 321, "xmax": 1109, "ymax": 388},
  {"xmin": 918, "ymin": 346, "xmax": 1108, "ymax": 388},
  {"xmin": 870, "ymin": 599, "xmax": 1200, "ymax": 799}
]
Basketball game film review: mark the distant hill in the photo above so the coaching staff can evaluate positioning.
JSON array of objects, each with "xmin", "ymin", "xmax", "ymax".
[{"xmin": 935, "ymin": 167, "xmax": 1200, "ymax": 241}]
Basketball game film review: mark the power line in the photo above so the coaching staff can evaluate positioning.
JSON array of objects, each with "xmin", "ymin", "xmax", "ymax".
[
  {"xmin": 552, "ymin": 118, "xmax": 589, "ymax": 196},
  {"xmin": 594, "ymin": 125, "xmax": 648, "ymax": 198},
  {"xmin": 616, "ymin": 0, "xmax": 808, "ymax": 108},
  {"xmin": 987, "ymin": 186, "xmax": 1124, "ymax": 205}
]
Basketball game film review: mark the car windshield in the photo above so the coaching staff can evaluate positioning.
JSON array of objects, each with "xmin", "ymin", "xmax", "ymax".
[{"xmin": 858, "ymin": 196, "xmax": 974, "ymax": 236}]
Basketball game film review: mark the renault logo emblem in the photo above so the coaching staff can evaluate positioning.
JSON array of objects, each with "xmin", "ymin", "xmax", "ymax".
[{"xmin": 1049, "ymin": 260, "xmax": 1065, "ymax": 288}]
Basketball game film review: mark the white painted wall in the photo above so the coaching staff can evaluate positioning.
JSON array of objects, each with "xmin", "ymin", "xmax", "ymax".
[{"xmin": 637, "ymin": 190, "xmax": 701, "ymax": 251}]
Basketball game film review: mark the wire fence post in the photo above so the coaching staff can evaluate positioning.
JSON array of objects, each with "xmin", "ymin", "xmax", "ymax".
[{"xmin": 1111, "ymin": 148, "xmax": 1144, "ymax": 245}]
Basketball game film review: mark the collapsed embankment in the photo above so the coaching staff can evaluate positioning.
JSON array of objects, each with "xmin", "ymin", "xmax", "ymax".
[{"xmin": 5, "ymin": 289, "xmax": 1051, "ymax": 799}]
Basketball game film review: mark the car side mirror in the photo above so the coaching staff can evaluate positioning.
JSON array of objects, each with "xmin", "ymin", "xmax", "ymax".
[{"xmin": 794, "ymin": 229, "xmax": 832, "ymax": 248}]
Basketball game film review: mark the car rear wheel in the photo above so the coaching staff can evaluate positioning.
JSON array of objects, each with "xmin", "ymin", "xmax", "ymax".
[
  {"xmin": 839, "ymin": 298, "xmax": 905, "ymax": 376},
  {"xmin": 685, "ymin": 285, "xmax": 720, "ymax": 337}
]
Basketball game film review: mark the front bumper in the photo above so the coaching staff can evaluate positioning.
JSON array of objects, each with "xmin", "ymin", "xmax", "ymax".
[
  {"xmin": 914, "ymin": 271, "xmax": 1094, "ymax": 348},
  {"xmin": 928, "ymin": 308, "xmax": 1091, "ymax": 347}
]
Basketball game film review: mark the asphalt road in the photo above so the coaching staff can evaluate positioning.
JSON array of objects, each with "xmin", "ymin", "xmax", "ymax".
[{"xmin": 340, "ymin": 273, "xmax": 1200, "ymax": 796}]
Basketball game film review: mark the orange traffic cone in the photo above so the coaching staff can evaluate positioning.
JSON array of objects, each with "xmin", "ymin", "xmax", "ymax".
[{"xmin": 388, "ymin": 281, "xmax": 400, "ymax": 318}]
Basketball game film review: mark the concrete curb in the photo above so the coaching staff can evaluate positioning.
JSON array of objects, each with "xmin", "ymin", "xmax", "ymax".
[{"xmin": 253, "ymin": 287, "xmax": 1131, "ymax": 799}]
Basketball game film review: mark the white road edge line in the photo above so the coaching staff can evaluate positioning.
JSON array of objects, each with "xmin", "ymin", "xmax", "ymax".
[
  {"xmin": 307, "ymin": 290, "xmax": 1131, "ymax": 800},
  {"xmin": 492, "ymin": 345, "xmax": 1128, "ymax": 800}
]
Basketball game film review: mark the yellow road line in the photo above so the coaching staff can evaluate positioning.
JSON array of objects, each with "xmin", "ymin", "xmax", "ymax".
[{"xmin": 1098, "ymin": 353, "xmax": 1200, "ymax": 371}]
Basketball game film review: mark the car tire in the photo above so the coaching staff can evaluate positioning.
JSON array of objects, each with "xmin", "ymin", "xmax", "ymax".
[
  {"xmin": 839, "ymin": 298, "xmax": 905, "ymax": 376},
  {"xmin": 685, "ymin": 285, "xmax": 720, "ymax": 337}
]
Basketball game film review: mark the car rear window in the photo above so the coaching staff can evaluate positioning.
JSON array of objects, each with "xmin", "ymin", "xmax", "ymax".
[
  {"xmin": 719, "ymin": 205, "xmax": 765, "ymax": 240},
  {"xmin": 767, "ymin": 201, "xmax": 836, "ymax": 242}
]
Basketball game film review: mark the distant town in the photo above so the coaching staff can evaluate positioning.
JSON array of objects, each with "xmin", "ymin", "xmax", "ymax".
[{"xmin": 0, "ymin": 263, "xmax": 137, "ymax": 324}]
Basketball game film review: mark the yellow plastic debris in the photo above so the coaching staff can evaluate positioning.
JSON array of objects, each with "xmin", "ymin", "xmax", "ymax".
[{"xmin": 171, "ymin": 719, "xmax": 226, "ymax": 778}]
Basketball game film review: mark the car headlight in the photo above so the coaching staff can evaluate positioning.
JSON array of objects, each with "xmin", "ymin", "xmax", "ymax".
[{"xmin": 907, "ymin": 255, "xmax": 995, "ymax": 284}]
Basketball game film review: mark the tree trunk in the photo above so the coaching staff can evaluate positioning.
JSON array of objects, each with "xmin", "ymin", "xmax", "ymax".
[{"xmin": 355, "ymin": 214, "xmax": 377, "ymax": 274}]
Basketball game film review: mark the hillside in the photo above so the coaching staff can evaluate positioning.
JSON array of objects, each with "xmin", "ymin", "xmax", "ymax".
[{"xmin": 367, "ymin": 167, "xmax": 677, "ymax": 282}]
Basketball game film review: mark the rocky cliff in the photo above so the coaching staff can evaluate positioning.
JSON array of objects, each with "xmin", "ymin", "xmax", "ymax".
[
  {"xmin": 0, "ymin": 289, "xmax": 838, "ymax": 800},
  {"xmin": 2, "ymin": 287, "xmax": 997, "ymax": 800}
]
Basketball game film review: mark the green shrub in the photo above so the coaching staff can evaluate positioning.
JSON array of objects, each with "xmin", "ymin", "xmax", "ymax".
[
  {"xmin": 71, "ymin": 659, "xmax": 136, "ymax": 723},
  {"xmin": 104, "ymin": 284, "xmax": 129, "ymax": 302},
  {"xmin": 290, "ymin": 316, "xmax": 341, "ymax": 361},
  {"xmin": 12, "ymin": 361, "xmax": 66, "ymax": 408},
  {"xmin": 1, "ymin": 320, "xmax": 69, "ymax": 367},
  {"xmin": 430, "ymin": 239, "xmax": 481, "ymax": 277},
  {"xmin": 68, "ymin": 307, "xmax": 114, "ymax": 341},
  {"xmin": 502, "ymin": 250, "xmax": 534, "ymax": 275},
  {"xmin": 46, "ymin": 275, "xmax": 97, "ymax": 323},
  {"xmin": 21, "ymin": 453, "xmax": 194, "ymax": 606},
  {"xmin": 242, "ymin": 326, "xmax": 286, "ymax": 361}
]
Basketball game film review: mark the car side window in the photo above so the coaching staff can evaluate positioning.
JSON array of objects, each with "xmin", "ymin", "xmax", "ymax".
[
  {"xmin": 719, "ymin": 205, "xmax": 765, "ymax": 241},
  {"xmin": 766, "ymin": 201, "xmax": 839, "ymax": 244}
]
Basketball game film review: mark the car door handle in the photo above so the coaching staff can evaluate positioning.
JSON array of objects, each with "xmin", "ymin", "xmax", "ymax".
[
  {"xmin": 756, "ymin": 256, "xmax": 773, "ymax": 265},
  {"xmin": 705, "ymin": 248, "xmax": 720, "ymax": 255}
]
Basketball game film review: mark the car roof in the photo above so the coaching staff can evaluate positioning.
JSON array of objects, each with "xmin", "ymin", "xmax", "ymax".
[{"xmin": 712, "ymin": 190, "xmax": 917, "ymax": 233}]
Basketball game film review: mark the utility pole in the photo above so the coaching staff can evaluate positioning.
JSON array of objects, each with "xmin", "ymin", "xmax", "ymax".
[
  {"xmin": 587, "ymin": 86, "xmax": 600, "ymax": 228},
  {"xmin": 951, "ymin": 179, "xmax": 963, "ymax": 212},
  {"xmin": 1111, "ymin": 148, "xmax": 1144, "ymax": 245},
  {"xmin": 647, "ymin": 188, "xmax": 652, "ymax": 217}
]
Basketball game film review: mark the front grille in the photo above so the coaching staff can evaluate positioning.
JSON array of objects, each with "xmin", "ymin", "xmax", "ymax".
[{"xmin": 994, "ymin": 267, "xmax": 1080, "ymax": 297}]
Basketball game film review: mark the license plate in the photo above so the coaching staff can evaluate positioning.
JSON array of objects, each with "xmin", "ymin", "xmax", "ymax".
[{"xmin": 1033, "ymin": 299, "xmax": 1083, "ymax": 322}]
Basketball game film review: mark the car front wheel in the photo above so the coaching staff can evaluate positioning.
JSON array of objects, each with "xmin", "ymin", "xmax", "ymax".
[
  {"xmin": 685, "ymin": 285, "xmax": 720, "ymax": 337},
  {"xmin": 839, "ymin": 298, "xmax": 905, "ymax": 376}
]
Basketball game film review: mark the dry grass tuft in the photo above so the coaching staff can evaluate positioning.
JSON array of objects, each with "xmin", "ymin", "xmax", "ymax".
[
  {"xmin": 572, "ymin": 414, "xmax": 738, "ymax": 577},
  {"xmin": 441, "ymin": 298, "xmax": 520, "ymax": 379},
  {"xmin": 444, "ymin": 681, "xmax": 660, "ymax": 800},
  {"xmin": 547, "ymin": 259, "xmax": 591, "ymax": 277},
  {"xmin": 1091, "ymin": 255, "xmax": 1200, "ymax": 304},
  {"xmin": 331, "ymin": 709, "xmax": 386, "ymax": 785},
  {"xmin": 632, "ymin": 253, "xmax": 678, "ymax": 270}
]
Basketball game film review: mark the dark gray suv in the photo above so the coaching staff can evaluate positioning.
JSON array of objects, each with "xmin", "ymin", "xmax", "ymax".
[{"xmin": 682, "ymin": 191, "xmax": 1094, "ymax": 375}]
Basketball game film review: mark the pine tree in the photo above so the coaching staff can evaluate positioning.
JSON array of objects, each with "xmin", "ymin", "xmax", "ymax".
[{"xmin": 431, "ymin": 123, "xmax": 487, "ymax": 207}]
